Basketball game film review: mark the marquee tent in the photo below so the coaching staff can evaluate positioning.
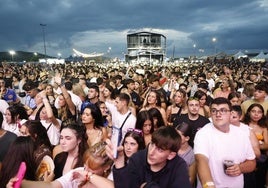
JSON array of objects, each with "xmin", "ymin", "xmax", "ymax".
[
  {"xmin": 250, "ymin": 51, "xmax": 268, "ymax": 62},
  {"xmin": 233, "ymin": 51, "xmax": 248, "ymax": 59}
]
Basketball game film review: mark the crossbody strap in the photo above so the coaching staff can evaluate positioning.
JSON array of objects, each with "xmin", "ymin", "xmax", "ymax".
[
  {"xmin": 177, "ymin": 105, "xmax": 182, "ymax": 116},
  {"xmin": 119, "ymin": 112, "xmax": 131, "ymax": 130},
  {"xmin": 46, "ymin": 123, "xmax": 53, "ymax": 131}
]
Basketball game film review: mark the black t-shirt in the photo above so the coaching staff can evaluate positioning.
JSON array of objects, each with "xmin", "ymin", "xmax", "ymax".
[
  {"xmin": 130, "ymin": 91, "xmax": 141, "ymax": 107},
  {"xmin": 173, "ymin": 113, "xmax": 210, "ymax": 148}
]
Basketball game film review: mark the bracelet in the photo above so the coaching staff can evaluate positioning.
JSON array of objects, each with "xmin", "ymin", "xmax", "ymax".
[{"xmin": 203, "ymin": 181, "xmax": 215, "ymax": 188}]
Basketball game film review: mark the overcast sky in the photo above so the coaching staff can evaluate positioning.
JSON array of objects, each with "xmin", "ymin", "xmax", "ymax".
[{"xmin": 0, "ymin": 0, "xmax": 268, "ymax": 58}]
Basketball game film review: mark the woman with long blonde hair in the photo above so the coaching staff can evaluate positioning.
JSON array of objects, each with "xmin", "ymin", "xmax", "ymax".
[
  {"xmin": 166, "ymin": 88, "xmax": 188, "ymax": 126},
  {"xmin": 140, "ymin": 90, "xmax": 167, "ymax": 126}
]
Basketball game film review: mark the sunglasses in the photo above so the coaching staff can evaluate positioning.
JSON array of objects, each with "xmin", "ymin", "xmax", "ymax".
[{"xmin": 127, "ymin": 128, "xmax": 143, "ymax": 137}]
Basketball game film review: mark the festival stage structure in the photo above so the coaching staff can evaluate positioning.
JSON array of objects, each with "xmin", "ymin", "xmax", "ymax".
[{"xmin": 125, "ymin": 31, "xmax": 166, "ymax": 64}]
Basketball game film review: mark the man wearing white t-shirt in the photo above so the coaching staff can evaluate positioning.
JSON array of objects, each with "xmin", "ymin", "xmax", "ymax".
[
  {"xmin": 194, "ymin": 97, "xmax": 256, "ymax": 188},
  {"xmin": 106, "ymin": 93, "xmax": 136, "ymax": 140}
]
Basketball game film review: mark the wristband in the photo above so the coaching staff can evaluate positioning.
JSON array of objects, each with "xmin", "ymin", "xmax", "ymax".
[{"xmin": 203, "ymin": 181, "xmax": 215, "ymax": 188}]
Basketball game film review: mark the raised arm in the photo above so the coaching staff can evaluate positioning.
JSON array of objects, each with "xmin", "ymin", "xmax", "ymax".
[
  {"xmin": 60, "ymin": 85, "xmax": 76, "ymax": 115},
  {"xmin": 54, "ymin": 75, "xmax": 76, "ymax": 115},
  {"xmin": 40, "ymin": 91, "xmax": 60, "ymax": 130}
]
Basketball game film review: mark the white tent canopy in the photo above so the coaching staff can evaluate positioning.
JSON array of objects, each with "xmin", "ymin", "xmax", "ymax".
[
  {"xmin": 233, "ymin": 51, "xmax": 248, "ymax": 59},
  {"xmin": 250, "ymin": 51, "xmax": 268, "ymax": 62}
]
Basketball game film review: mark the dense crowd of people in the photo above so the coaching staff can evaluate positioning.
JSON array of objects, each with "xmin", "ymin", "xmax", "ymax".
[{"xmin": 0, "ymin": 58, "xmax": 268, "ymax": 188}]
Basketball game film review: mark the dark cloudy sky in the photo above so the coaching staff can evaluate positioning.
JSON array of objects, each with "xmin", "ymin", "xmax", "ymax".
[{"xmin": 0, "ymin": 0, "xmax": 268, "ymax": 58}]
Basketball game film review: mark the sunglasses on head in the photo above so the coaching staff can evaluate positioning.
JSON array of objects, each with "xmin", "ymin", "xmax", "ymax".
[{"xmin": 127, "ymin": 128, "xmax": 143, "ymax": 137}]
